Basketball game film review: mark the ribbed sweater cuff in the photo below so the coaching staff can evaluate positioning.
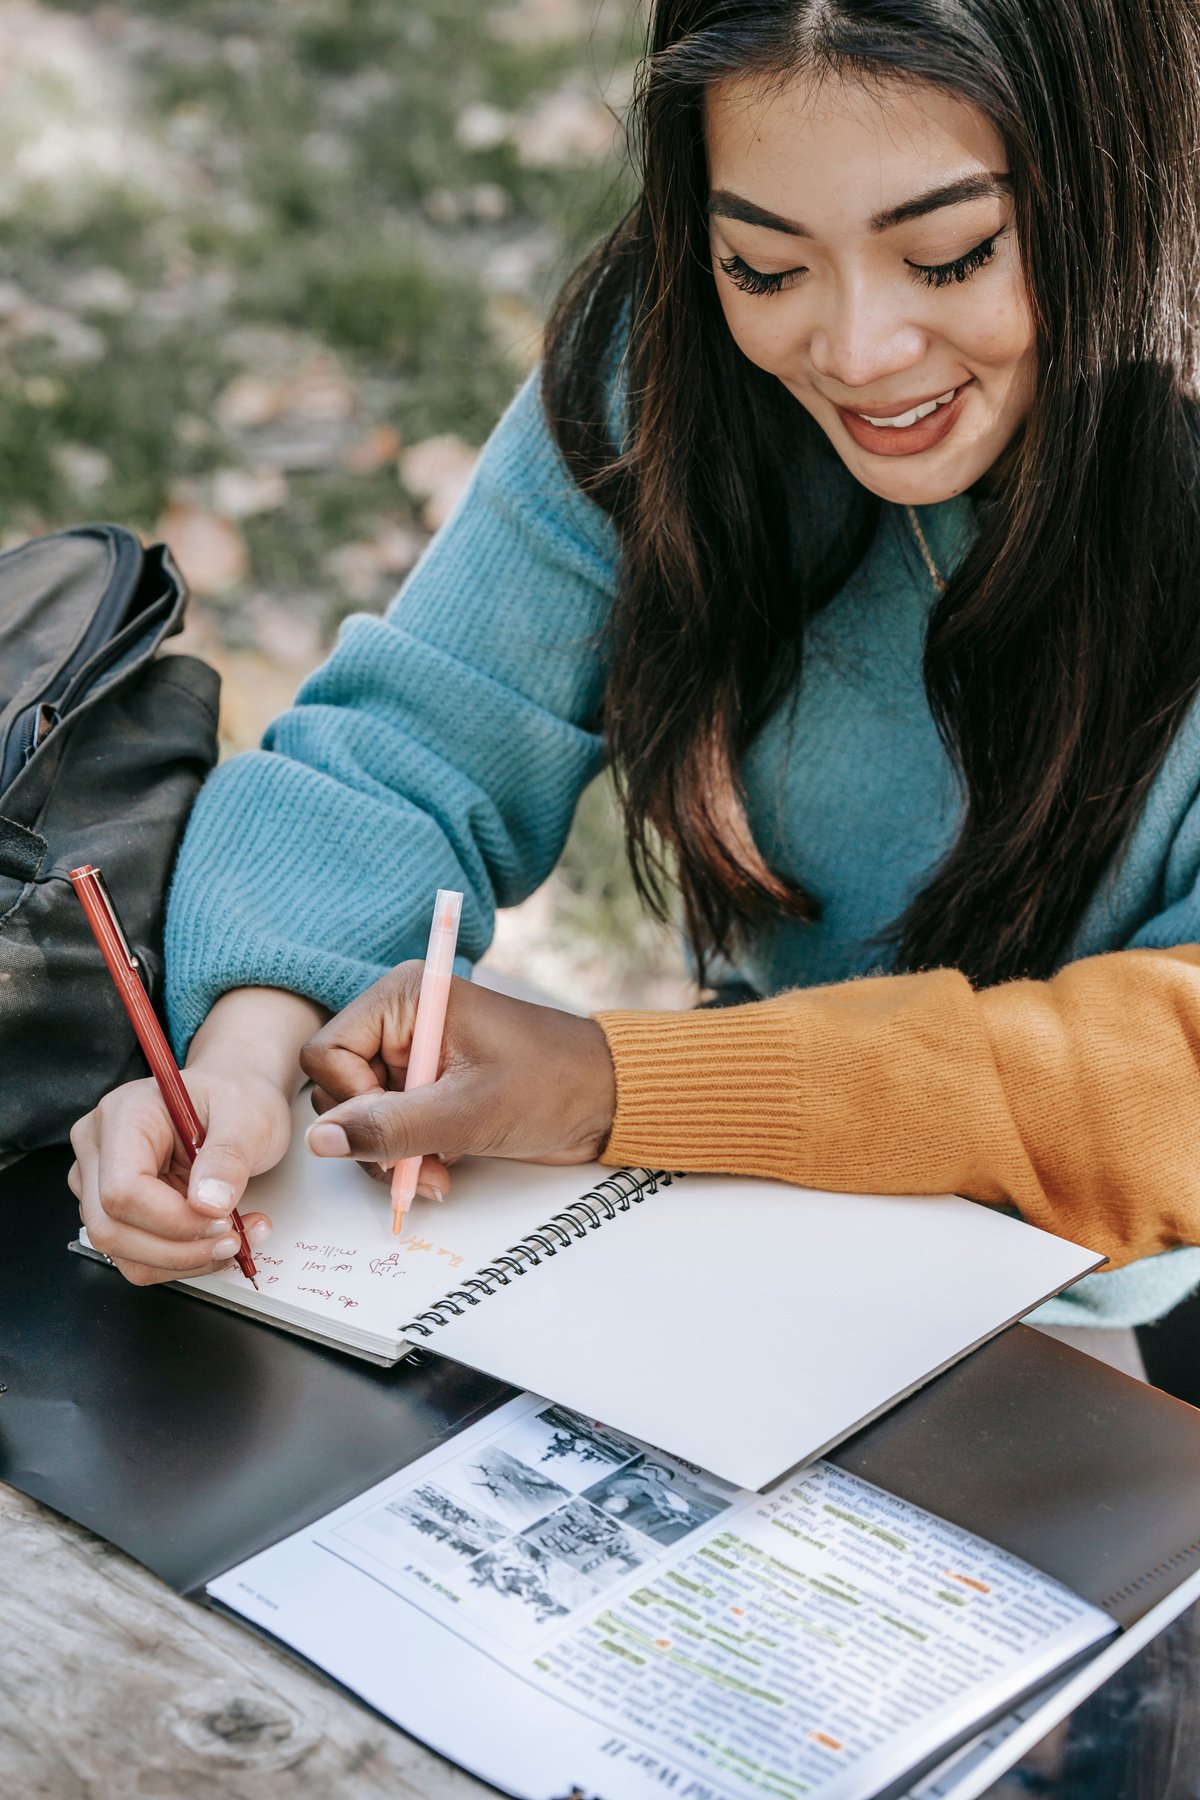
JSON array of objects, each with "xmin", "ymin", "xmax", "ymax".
[{"xmin": 595, "ymin": 1002, "xmax": 802, "ymax": 1180}]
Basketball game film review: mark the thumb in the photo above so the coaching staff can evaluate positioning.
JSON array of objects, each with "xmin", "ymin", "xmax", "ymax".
[
  {"xmin": 187, "ymin": 1101, "xmax": 261, "ymax": 1218},
  {"xmin": 305, "ymin": 1079, "xmax": 480, "ymax": 1168}
]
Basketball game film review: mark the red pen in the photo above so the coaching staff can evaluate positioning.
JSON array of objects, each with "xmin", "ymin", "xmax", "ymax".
[{"xmin": 69, "ymin": 863, "xmax": 258, "ymax": 1286}]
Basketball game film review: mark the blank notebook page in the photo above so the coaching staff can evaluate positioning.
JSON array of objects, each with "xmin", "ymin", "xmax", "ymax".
[{"xmin": 424, "ymin": 1175, "xmax": 1102, "ymax": 1491}]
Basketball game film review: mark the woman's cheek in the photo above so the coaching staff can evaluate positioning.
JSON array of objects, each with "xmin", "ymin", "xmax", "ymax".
[
  {"xmin": 717, "ymin": 292, "xmax": 797, "ymax": 378},
  {"xmin": 956, "ymin": 290, "xmax": 1035, "ymax": 368},
  {"xmin": 962, "ymin": 251, "xmax": 1036, "ymax": 365}
]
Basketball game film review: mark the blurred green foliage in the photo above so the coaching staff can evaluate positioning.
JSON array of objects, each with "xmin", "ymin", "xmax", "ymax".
[
  {"xmin": 1, "ymin": 0, "xmax": 686, "ymax": 999},
  {"xmin": 3, "ymin": 0, "xmax": 638, "ymax": 539}
]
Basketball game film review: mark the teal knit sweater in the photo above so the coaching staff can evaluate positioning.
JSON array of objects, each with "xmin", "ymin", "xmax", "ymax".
[{"xmin": 165, "ymin": 373, "xmax": 1200, "ymax": 1327}]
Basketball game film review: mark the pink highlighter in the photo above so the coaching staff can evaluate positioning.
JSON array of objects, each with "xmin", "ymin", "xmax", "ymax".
[{"xmin": 391, "ymin": 888, "xmax": 464, "ymax": 1232}]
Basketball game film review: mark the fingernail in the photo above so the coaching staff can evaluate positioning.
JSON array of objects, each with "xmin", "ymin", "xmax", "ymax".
[
  {"xmin": 194, "ymin": 1178, "xmax": 236, "ymax": 1214},
  {"xmin": 307, "ymin": 1122, "xmax": 351, "ymax": 1156},
  {"xmin": 212, "ymin": 1236, "xmax": 239, "ymax": 1260},
  {"xmin": 203, "ymin": 1216, "xmax": 233, "ymax": 1238},
  {"xmin": 248, "ymin": 1219, "xmax": 272, "ymax": 1244},
  {"xmin": 416, "ymin": 1183, "xmax": 440, "ymax": 1203}
]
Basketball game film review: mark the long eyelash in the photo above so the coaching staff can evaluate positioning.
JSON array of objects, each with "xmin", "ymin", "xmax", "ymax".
[
  {"xmin": 907, "ymin": 233, "xmax": 1000, "ymax": 288},
  {"xmin": 718, "ymin": 254, "xmax": 800, "ymax": 297}
]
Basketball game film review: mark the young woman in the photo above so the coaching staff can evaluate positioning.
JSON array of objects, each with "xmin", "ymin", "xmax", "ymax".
[{"xmin": 71, "ymin": 0, "xmax": 1200, "ymax": 1348}]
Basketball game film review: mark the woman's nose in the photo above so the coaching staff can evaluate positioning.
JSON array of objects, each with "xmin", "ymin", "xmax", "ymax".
[{"xmin": 807, "ymin": 278, "xmax": 926, "ymax": 393}]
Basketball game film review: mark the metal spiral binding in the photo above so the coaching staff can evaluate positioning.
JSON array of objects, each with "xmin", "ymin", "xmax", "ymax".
[{"xmin": 400, "ymin": 1168, "xmax": 675, "ymax": 1338}]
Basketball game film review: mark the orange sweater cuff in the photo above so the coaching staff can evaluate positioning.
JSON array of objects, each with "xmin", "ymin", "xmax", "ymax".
[
  {"xmin": 595, "ymin": 999, "xmax": 807, "ymax": 1181},
  {"xmin": 595, "ymin": 972, "xmax": 1020, "ymax": 1202}
]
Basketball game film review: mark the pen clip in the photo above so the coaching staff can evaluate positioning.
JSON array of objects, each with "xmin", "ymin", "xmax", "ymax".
[{"xmin": 75, "ymin": 864, "xmax": 139, "ymax": 972}]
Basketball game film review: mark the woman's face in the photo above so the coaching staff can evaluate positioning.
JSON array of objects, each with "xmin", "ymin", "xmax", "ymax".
[{"xmin": 705, "ymin": 70, "xmax": 1037, "ymax": 505}]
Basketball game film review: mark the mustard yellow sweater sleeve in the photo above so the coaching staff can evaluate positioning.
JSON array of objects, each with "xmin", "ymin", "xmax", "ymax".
[{"xmin": 595, "ymin": 945, "xmax": 1200, "ymax": 1268}]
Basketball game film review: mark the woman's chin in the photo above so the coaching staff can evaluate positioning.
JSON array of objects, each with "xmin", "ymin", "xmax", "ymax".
[
  {"xmin": 842, "ymin": 462, "xmax": 982, "ymax": 507},
  {"xmin": 832, "ymin": 431, "xmax": 1005, "ymax": 507}
]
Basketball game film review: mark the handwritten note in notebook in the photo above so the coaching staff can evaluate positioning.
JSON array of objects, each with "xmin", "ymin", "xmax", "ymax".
[{"xmin": 172, "ymin": 1120, "xmax": 617, "ymax": 1361}]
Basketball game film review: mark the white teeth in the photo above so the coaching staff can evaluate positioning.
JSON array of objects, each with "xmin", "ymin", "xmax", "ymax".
[{"xmin": 858, "ymin": 388, "xmax": 957, "ymax": 428}]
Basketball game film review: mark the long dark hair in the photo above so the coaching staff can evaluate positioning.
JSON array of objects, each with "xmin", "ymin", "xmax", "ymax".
[{"xmin": 542, "ymin": 0, "xmax": 1200, "ymax": 987}]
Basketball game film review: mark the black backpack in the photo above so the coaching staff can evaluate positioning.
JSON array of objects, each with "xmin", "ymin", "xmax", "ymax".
[{"xmin": 0, "ymin": 525, "xmax": 219, "ymax": 1154}]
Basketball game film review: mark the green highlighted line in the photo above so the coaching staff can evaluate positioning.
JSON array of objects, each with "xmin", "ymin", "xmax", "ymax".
[
  {"xmin": 602, "ymin": 1615, "xmax": 785, "ymax": 1705},
  {"xmin": 703, "ymin": 1626, "xmax": 762, "ymax": 1667},
  {"xmin": 643, "ymin": 1591, "xmax": 702, "ymax": 1622},
  {"xmin": 870, "ymin": 1526, "xmax": 909, "ymax": 1552},
  {"xmin": 879, "ymin": 1613, "xmax": 928, "ymax": 1642},
  {"xmin": 822, "ymin": 1502, "xmax": 870, "ymax": 1531},
  {"xmin": 769, "ymin": 1519, "xmax": 827, "ymax": 1550},
  {"xmin": 797, "ymin": 1620, "xmax": 845, "ymax": 1646},
  {"xmin": 666, "ymin": 1570, "xmax": 713, "ymax": 1598},
  {"xmin": 700, "ymin": 1547, "xmax": 738, "ymax": 1570},
  {"xmin": 693, "ymin": 1732, "xmax": 812, "ymax": 1797},
  {"xmin": 805, "ymin": 1579, "xmax": 862, "ymax": 1605}
]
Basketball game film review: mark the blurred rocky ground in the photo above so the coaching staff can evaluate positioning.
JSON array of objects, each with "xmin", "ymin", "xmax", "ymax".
[{"xmin": 0, "ymin": 0, "xmax": 692, "ymax": 1007}]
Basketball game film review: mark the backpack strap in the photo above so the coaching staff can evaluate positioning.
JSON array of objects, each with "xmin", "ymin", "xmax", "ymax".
[{"xmin": 0, "ymin": 815, "xmax": 49, "ymax": 884}]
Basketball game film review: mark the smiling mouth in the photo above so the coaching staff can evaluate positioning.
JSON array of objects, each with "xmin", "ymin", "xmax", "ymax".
[
  {"xmin": 848, "ymin": 388, "xmax": 960, "ymax": 428},
  {"xmin": 832, "ymin": 381, "xmax": 973, "ymax": 458}
]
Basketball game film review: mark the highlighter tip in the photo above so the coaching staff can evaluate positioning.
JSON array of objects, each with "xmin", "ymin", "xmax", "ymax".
[{"xmin": 435, "ymin": 888, "xmax": 464, "ymax": 933}]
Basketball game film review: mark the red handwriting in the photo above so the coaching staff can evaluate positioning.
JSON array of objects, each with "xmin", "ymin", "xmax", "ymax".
[
  {"xmin": 298, "ymin": 1285, "xmax": 334, "ymax": 1300},
  {"xmin": 296, "ymin": 1241, "xmax": 357, "ymax": 1258}
]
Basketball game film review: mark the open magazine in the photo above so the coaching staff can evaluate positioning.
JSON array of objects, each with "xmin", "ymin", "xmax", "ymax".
[{"xmin": 209, "ymin": 1391, "xmax": 1115, "ymax": 1800}]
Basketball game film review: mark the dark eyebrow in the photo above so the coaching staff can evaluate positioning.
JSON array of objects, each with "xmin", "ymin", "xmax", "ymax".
[{"xmin": 707, "ymin": 173, "xmax": 1012, "ymax": 239}]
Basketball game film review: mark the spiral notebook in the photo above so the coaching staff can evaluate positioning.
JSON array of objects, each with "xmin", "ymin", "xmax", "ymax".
[{"xmin": 75, "ymin": 1088, "xmax": 1102, "ymax": 1488}]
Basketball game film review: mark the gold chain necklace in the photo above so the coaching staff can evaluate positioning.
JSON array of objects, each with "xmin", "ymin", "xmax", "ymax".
[{"xmin": 905, "ymin": 503, "xmax": 946, "ymax": 594}]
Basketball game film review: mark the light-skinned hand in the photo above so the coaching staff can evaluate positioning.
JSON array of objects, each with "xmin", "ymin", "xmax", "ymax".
[
  {"xmin": 68, "ymin": 1065, "xmax": 291, "ymax": 1286},
  {"xmin": 67, "ymin": 985, "xmax": 327, "ymax": 1287}
]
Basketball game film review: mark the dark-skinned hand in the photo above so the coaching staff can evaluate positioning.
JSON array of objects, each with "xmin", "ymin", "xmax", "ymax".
[{"xmin": 301, "ymin": 964, "xmax": 618, "ymax": 1196}]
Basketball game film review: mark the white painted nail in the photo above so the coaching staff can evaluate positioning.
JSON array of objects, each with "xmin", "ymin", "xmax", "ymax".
[{"xmin": 195, "ymin": 1178, "xmax": 236, "ymax": 1214}]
